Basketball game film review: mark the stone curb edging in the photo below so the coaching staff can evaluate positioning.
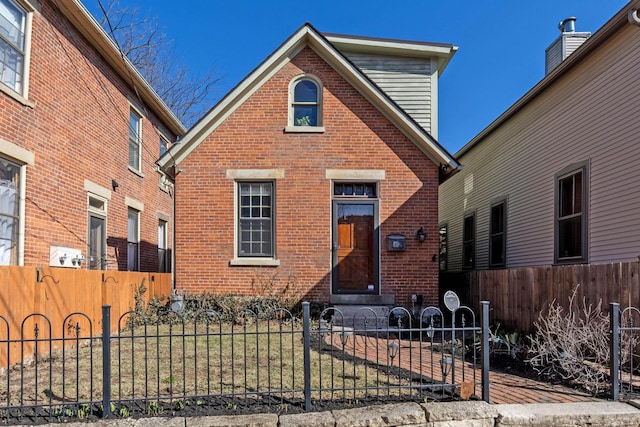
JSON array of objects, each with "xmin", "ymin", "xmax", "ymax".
[{"xmin": 13, "ymin": 401, "xmax": 640, "ymax": 426}]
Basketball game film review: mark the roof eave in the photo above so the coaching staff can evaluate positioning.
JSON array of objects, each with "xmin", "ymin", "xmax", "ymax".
[
  {"xmin": 56, "ymin": 0, "xmax": 186, "ymax": 137},
  {"xmin": 160, "ymin": 24, "xmax": 460, "ymax": 172},
  {"xmin": 455, "ymin": 1, "xmax": 636, "ymax": 159},
  {"xmin": 325, "ymin": 33, "xmax": 458, "ymax": 76}
]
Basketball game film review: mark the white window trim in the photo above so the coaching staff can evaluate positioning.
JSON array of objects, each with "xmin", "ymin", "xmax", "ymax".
[
  {"xmin": 127, "ymin": 207, "xmax": 140, "ymax": 271},
  {"xmin": 159, "ymin": 134, "xmax": 169, "ymax": 157},
  {"xmin": 285, "ymin": 74, "xmax": 324, "ymax": 132},
  {"xmin": 158, "ymin": 218, "xmax": 168, "ymax": 272},
  {"xmin": 128, "ymin": 105, "xmax": 143, "ymax": 173},
  {"xmin": 0, "ymin": 0, "xmax": 34, "ymax": 104},
  {"xmin": 87, "ymin": 193, "xmax": 108, "ymax": 270},
  {"xmin": 1, "ymin": 140, "xmax": 33, "ymax": 266},
  {"xmin": 228, "ymin": 170, "xmax": 283, "ymax": 267}
]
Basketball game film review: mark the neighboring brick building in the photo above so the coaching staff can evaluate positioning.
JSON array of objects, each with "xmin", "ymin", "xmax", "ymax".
[
  {"xmin": 0, "ymin": 0, "xmax": 184, "ymax": 272},
  {"xmin": 159, "ymin": 24, "xmax": 460, "ymax": 306}
]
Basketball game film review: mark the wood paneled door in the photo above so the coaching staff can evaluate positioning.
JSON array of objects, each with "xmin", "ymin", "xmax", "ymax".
[{"xmin": 332, "ymin": 201, "xmax": 379, "ymax": 294}]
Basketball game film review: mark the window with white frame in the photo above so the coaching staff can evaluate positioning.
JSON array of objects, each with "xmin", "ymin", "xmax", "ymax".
[
  {"xmin": 158, "ymin": 219, "xmax": 168, "ymax": 272},
  {"xmin": 0, "ymin": 0, "xmax": 27, "ymax": 95},
  {"xmin": 0, "ymin": 156, "xmax": 19, "ymax": 265},
  {"xmin": 556, "ymin": 163, "xmax": 588, "ymax": 263},
  {"xmin": 129, "ymin": 108, "xmax": 142, "ymax": 171},
  {"xmin": 159, "ymin": 135, "xmax": 169, "ymax": 157},
  {"xmin": 289, "ymin": 75, "xmax": 322, "ymax": 127},
  {"xmin": 238, "ymin": 182, "xmax": 274, "ymax": 257},
  {"xmin": 127, "ymin": 208, "xmax": 139, "ymax": 271},
  {"xmin": 88, "ymin": 195, "xmax": 107, "ymax": 270}
]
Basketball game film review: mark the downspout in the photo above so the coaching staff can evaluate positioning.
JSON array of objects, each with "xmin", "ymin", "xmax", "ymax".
[
  {"xmin": 629, "ymin": 9, "xmax": 640, "ymax": 26},
  {"xmin": 18, "ymin": 164, "xmax": 26, "ymax": 265},
  {"xmin": 171, "ymin": 180, "xmax": 176, "ymax": 293}
]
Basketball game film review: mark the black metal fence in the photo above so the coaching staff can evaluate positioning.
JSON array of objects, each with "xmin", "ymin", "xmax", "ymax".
[
  {"xmin": 610, "ymin": 302, "xmax": 640, "ymax": 400},
  {"xmin": 0, "ymin": 301, "xmax": 490, "ymax": 423}
]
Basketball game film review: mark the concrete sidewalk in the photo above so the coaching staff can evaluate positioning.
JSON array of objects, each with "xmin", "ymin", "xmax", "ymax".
[{"xmin": 18, "ymin": 401, "xmax": 640, "ymax": 426}]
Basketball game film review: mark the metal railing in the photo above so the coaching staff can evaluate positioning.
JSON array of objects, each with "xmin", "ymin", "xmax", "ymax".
[
  {"xmin": 610, "ymin": 302, "xmax": 640, "ymax": 400},
  {"xmin": 0, "ymin": 301, "xmax": 490, "ymax": 423}
]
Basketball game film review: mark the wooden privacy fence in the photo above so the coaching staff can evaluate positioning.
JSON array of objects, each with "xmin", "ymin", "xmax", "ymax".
[
  {"xmin": 441, "ymin": 262, "xmax": 640, "ymax": 333},
  {"xmin": 0, "ymin": 266, "xmax": 171, "ymax": 365}
]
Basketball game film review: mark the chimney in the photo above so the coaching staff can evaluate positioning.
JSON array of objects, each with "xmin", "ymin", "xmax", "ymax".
[{"xmin": 545, "ymin": 17, "xmax": 590, "ymax": 75}]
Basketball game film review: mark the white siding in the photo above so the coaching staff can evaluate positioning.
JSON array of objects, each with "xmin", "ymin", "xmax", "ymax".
[
  {"xmin": 440, "ymin": 24, "xmax": 640, "ymax": 271},
  {"xmin": 342, "ymin": 52, "xmax": 434, "ymax": 135},
  {"xmin": 545, "ymin": 33, "xmax": 589, "ymax": 75}
]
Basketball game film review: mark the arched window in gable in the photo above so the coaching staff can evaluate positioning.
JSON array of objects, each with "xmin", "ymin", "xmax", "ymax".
[{"xmin": 289, "ymin": 75, "xmax": 323, "ymax": 128}]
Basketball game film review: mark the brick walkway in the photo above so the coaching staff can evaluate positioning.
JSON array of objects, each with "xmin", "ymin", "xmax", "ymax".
[
  {"xmin": 336, "ymin": 333, "xmax": 602, "ymax": 405},
  {"xmin": 487, "ymin": 369, "xmax": 600, "ymax": 404}
]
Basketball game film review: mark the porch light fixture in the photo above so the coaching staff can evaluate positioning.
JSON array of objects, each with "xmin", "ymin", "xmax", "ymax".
[
  {"xmin": 340, "ymin": 330, "xmax": 352, "ymax": 347},
  {"xmin": 388, "ymin": 342, "xmax": 399, "ymax": 360},
  {"xmin": 112, "ymin": 179, "xmax": 119, "ymax": 191},
  {"xmin": 440, "ymin": 356, "xmax": 453, "ymax": 382},
  {"xmin": 416, "ymin": 227, "xmax": 427, "ymax": 243}
]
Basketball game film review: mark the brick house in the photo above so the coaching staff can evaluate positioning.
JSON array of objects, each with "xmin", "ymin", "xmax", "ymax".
[
  {"xmin": 159, "ymin": 24, "xmax": 460, "ymax": 306},
  {"xmin": 0, "ymin": 0, "xmax": 184, "ymax": 272}
]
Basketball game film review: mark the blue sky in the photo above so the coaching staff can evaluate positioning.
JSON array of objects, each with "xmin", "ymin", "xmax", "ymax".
[{"xmin": 85, "ymin": 1, "xmax": 626, "ymax": 154}]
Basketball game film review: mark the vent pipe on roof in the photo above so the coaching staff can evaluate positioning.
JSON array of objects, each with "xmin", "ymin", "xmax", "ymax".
[
  {"xmin": 558, "ymin": 17, "xmax": 576, "ymax": 33},
  {"xmin": 545, "ymin": 16, "xmax": 590, "ymax": 75}
]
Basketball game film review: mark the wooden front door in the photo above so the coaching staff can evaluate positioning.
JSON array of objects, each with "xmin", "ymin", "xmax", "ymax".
[{"xmin": 332, "ymin": 201, "xmax": 379, "ymax": 294}]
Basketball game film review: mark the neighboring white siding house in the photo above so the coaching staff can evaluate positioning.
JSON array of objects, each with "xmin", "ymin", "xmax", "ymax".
[{"xmin": 439, "ymin": 2, "xmax": 640, "ymax": 272}]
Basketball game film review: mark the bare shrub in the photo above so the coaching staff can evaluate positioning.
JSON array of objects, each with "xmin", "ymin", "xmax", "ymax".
[{"xmin": 527, "ymin": 285, "xmax": 610, "ymax": 394}]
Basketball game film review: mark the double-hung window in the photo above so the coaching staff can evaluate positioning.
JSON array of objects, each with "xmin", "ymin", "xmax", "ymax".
[
  {"xmin": 556, "ymin": 163, "xmax": 588, "ymax": 263},
  {"xmin": 489, "ymin": 200, "xmax": 506, "ymax": 268},
  {"xmin": 0, "ymin": 156, "xmax": 19, "ymax": 265},
  {"xmin": 238, "ymin": 182, "xmax": 274, "ymax": 257},
  {"xmin": 158, "ymin": 219, "xmax": 168, "ymax": 272},
  {"xmin": 462, "ymin": 212, "xmax": 475, "ymax": 269},
  {"xmin": 127, "ymin": 208, "xmax": 139, "ymax": 271},
  {"xmin": 88, "ymin": 195, "xmax": 107, "ymax": 270},
  {"xmin": 0, "ymin": 0, "xmax": 27, "ymax": 94},
  {"xmin": 129, "ymin": 108, "xmax": 142, "ymax": 171}
]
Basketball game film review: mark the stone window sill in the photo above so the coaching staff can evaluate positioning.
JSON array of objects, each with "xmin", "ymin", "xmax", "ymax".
[
  {"xmin": 284, "ymin": 126, "xmax": 325, "ymax": 133},
  {"xmin": 229, "ymin": 258, "xmax": 280, "ymax": 267}
]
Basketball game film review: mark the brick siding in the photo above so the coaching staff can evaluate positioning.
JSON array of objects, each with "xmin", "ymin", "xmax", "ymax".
[
  {"xmin": 174, "ymin": 47, "xmax": 440, "ymax": 306},
  {"xmin": 0, "ymin": 1, "xmax": 175, "ymax": 272}
]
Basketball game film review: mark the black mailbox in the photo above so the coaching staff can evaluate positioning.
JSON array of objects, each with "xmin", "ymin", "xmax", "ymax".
[{"xmin": 387, "ymin": 234, "xmax": 406, "ymax": 251}]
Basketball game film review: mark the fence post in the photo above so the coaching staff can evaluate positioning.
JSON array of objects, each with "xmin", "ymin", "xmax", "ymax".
[
  {"xmin": 302, "ymin": 302, "xmax": 311, "ymax": 412},
  {"xmin": 610, "ymin": 302, "xmax": 620, "ymax": 401},
  {"xmin": 102, "ymin": 305, "xmax": 112, "ymax": 418},
  {"xmin": 481, "ymin": 301, "xmax": 490, "ymax": 403}
]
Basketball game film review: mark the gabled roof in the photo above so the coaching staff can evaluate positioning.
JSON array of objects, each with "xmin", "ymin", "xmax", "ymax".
[
  {"xmin": 324, "ymin": 33, "xmax": 458, "ymax": 76},
  {"xmin": 452, "ymin": 0, "xmax": 640, "ymax": 161},
  {"xmin": 158, "ymin": 23, "xmax": 460, "ymax": 174},
  {"xmin": 55, "ymin": 0, "xmax": 185, "ymax": 136}
]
